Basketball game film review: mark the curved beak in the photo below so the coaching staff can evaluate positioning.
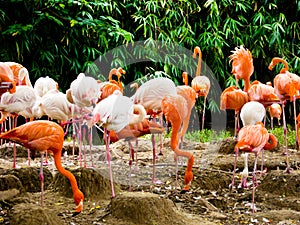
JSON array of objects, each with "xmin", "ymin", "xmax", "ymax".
[{"xmin": 72, "ymin": 200, "xmax": 83, "ymax": 217}]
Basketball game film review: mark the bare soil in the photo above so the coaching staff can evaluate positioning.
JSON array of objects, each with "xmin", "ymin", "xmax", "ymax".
[{"xmin": 0, "ymin": 137, "xmax": 300, "ymax": 225}]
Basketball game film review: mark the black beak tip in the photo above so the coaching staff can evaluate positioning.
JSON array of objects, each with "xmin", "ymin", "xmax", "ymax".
[
  {"xmin": 180, "ymin": 189, "xmax": 188, "ymax": 194},
  {"xmin": 72, "ymin": 211, "xmax": 81, "ymax": 217}
]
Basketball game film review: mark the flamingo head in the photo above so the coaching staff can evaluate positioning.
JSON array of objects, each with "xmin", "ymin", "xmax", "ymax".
[{"xmin": 72, "ymin": 190, "xmax": 84, "ymax": 217}]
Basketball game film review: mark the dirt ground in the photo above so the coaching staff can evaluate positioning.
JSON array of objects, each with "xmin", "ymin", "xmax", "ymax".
[{"xmin": 0, "ymin": 136, "xmax": 300, "ymax": 225}]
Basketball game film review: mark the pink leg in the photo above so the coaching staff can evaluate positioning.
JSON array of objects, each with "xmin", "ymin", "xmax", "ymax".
[
  {"xmin": 88, "ymin": 127, "xmax": 94, "ymax": 168},
  {"xmin": 39, "ymin": 152, "xmax": 45, "ymax": 207},
  {"xmin": 201, "ymin": 96, "xmax": 207, "ymax": 130},
  {"xmin": 128, "ymin": 141, "xmax": 134, "ymax": 192},
  {"xmin": 230, "ymin": 148, "xmax": 239, "ymax": 192},
  {"xmin": 82, "ymin": 126, "xmax": 87, "ymax": 168},
  {"xmin": 105, "ymin": 129, "xmax": 115, "ymax": 198}
]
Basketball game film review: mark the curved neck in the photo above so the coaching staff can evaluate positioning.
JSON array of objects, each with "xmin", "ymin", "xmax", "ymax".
[
  {"xmin": 108, "ymin": 69, "xmax": 119, "ymax": 82},
  {"xmin": 129, "ymin": 104, "xmax": 146, "ymax": 125},
  {"xmin": 53, "ymin": 152, "xmax": 79, "ymax": 193}
]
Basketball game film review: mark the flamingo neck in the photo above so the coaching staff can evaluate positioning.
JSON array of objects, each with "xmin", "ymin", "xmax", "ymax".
[
  {"xmin": 53, "ymin": 153, "xmax": 79, "ymax": 193},
  {"xmin": 243, "ymin": 77, "xmax": 251, "ymax": 92},
  {"xmin": 196, "ymin": 52, "xmax": 202, "ymax": 76},
  {"xmin": 129, "ymin": 105, "xmax": 146, "ymax": 125}
]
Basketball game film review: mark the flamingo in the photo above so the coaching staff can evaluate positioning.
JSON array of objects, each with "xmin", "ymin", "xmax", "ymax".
[
  {"xmin": 34, "ymin": 76, "xmax": 58, "ymax": 98},
  {"xmin": 0, "ymin": 62, "xmax": 16, "ymax": 96},
  {"xmin": 131, "ymin": 76, "xmax": 177, "ymax": 176},
  {"xmin": 0, "ymin": 120, "xmax": 84, "ymax": 216},
  {"xmin": 161, "ymin": 94, "xmax": 194, "ymax": 192},
  {"xmin": 220, "ymin": 86, "xmax": 249, "ymax": 137},
  {"xmin": 87, "ymin": 90, "xmax": 147, "ymax": 197},
  {"xmin": 0, "ymin": 85, "xmax": 38, "ymax": 168},
  {"xmin": 267, "ymin": 103, "xmax": 282, "ymax": 129},
  {"xmin": 176, "ymin": 72, "xmax": 197, "ymax": 146},
  {"xmin": 97, "ymin": 68, "xmax": 124, "ymax": 101},
  {"xmin": 230, "ymin": 122, "xmax": 277, "ymax": 213},
  {"xmin": 191, "ymin": 47, "xmax": 211, "ymax": 130},
  {"xmin": 4, "ymin": 62, "xmax": 32, "ymax": 87},
  {"xmin": 239, "ymin": 101, "xmax": 266, "ymax": 188},
  {"xmin": 269, "ymin": 57, "xmax": 300, "ymax": 155},
  {"xmin": 67, "ymin": 73, "xmax": 100, "ymax": 167}
]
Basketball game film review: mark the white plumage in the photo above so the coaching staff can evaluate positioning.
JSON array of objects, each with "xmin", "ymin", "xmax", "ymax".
[
  {"xmin": 34, "ymin": 76, "xmax": 58, "ymax": 98},
  {"xmin": 131, "ymin": 77, "xmax": 177, "ymax": 112},
  {"xmin": 0, "ymin": 86, "xmax": 37, "ymax": 119},
  {"xmin": 70, "ymin": 73, "xmax": 100, "ymax": 108},
  {"xmin": 90, "ymin": 91, "xmax": 146, "ymax": 133},
  {"xmin": 240, "ymin": 101, "xmax": 266, "ymax": 126}
]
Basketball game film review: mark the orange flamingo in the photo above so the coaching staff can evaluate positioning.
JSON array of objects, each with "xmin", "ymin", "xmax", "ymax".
[
  {"xmin": 269, "ymin": 57, "xmax": 300, "ymax": 154},
  {"xmin": 230, "ymin": 122, "xmax": 277, "ymax": 213},
  {"xmin": 191, "ymin": 47, "xmax": 210, "ymax": 130},
  {"xmin": 98, "ymin": 68, "xmax": 126, "ymax": 101},
  {"xmin": 177, "ymin": 72, "xmax": 197, "ymax": 146},
  {"xmin": 220, "ymin": 86, "xmax": 249, "ymax": 137},
  {"xmin": 161, "ymin": 94, "xmax": 194, "ymax": 192},
  {"xmin": 0, "ymin": 120, "xmax": 84, "ymax": 216},
  {"xmin": 0, "ymin": 63, "xmax": 16, "ymax": 96},
  {"xmin": 267, "ymin": 103, "xmax": 282, "ymax": 129}
]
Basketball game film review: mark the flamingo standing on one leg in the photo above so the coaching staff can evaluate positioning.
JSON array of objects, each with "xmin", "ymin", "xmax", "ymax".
[
  {"xmin": 0, "ymin": 120, "xmax": 84, "ymax": 216},
  {"xmin": 87, "ymin": 90, "xmax": 147, "ymax": 197},
  {"xmin": 191, "ymin": 47, "xmax": 210, "ymax": 130},
  {"xmin": 161, "ymin": 94, "xmax": 194, "ymax": 193},
  {"xmin": 230, "ymin": 122, "xmax": 277, "ymax": 213}
]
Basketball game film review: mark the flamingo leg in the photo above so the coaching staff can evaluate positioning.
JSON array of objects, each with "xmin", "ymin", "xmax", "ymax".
[
  {"xmin": 281, "ymin": 101, "xmax": 290, "ymax": 172},
  {"xmin": 251, "ymin": 154, "xmax": 259, "ymax": 213},
  {"xmin": 158, "ymin": 115, "xmax": 164, "ymax": 155},
  {"xmin": 82, "ymin": 126, "xmax": 87, "ymax": 168},
  {"xmin": 134, "ymin": 138, "xmax": 139, "ymax": 172},
  {"xmin": 201, "ymin": 96, "xmax": 207, "ymax": 130},
  {"xmin": 151, "ymin": 134, "xmax": 162, "ymax": 184},
  {"xmin": 12, "ymin": 115, "xmax": 18, "ymax": 168},
  {"xmin": 128, "ymin": 141, "xmax": 134, "ymax": 192},
  {"xmin": 39, "ymin": 152, "xmax": 45, "ymax": 207},
  {"xmin": 88, "ymin": 127, "xmax": 94, "ymax": 168},
  {"xmin": 271, "ymin": 117, "xmax": 274, "ymax": 130},
  {"xmin": 230, "ymin": 148, "xmax": 238, "ymax": 192},
  {"xmin": 105, "ymin": 128, "xmax": 115, "ymax": 198},
  {"xmin": 293, "ymin": 96, "xmax": 299, "ymax": 150}
]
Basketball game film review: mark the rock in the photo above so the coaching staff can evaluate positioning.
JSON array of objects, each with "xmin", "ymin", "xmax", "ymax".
[
  {"xmin": 5, "ymin": 167, "xmax": 53, "ymax": 192},
  {"xmin": 110, "ymin": 191, "xmax": 186, "ymax": 225},
  {"xmin": 51, "ymin": 167, "xmax": 120, "ymax": 200},
  {"xmin": 218, "ymin": 137, "xmax": 236, "ymax": 154},
  {"xmin": 9, "ymin": 203, "xmax": 64, "ymax": 225}
]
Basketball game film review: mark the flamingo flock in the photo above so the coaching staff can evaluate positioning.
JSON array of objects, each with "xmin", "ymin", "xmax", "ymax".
[{"xmin": 0, "ymin": 45, "xmax": 298, "ymax": 216}]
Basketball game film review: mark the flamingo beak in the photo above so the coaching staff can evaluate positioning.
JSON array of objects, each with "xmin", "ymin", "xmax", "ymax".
[{"xmin": 72, "ymin": 200, "xmax": 83, "ymax": 217}]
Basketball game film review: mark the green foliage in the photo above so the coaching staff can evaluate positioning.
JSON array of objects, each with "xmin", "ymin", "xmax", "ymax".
[
  {"xmin": 185, "ymin": 129, "xmax": 232, "ymax": 143},
  {"xmin": 269, "ymin": 126, "xmax": 297, "ymax": 148}
]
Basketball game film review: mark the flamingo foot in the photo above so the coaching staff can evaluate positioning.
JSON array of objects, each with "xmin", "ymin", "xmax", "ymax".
[
  {"xmin": 238, "ymin": 178, "xmax": 248, "ymax": 189},
  {"xmin": 152, "ymin": 179, "xmax": 163, "ymax": 184}
]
